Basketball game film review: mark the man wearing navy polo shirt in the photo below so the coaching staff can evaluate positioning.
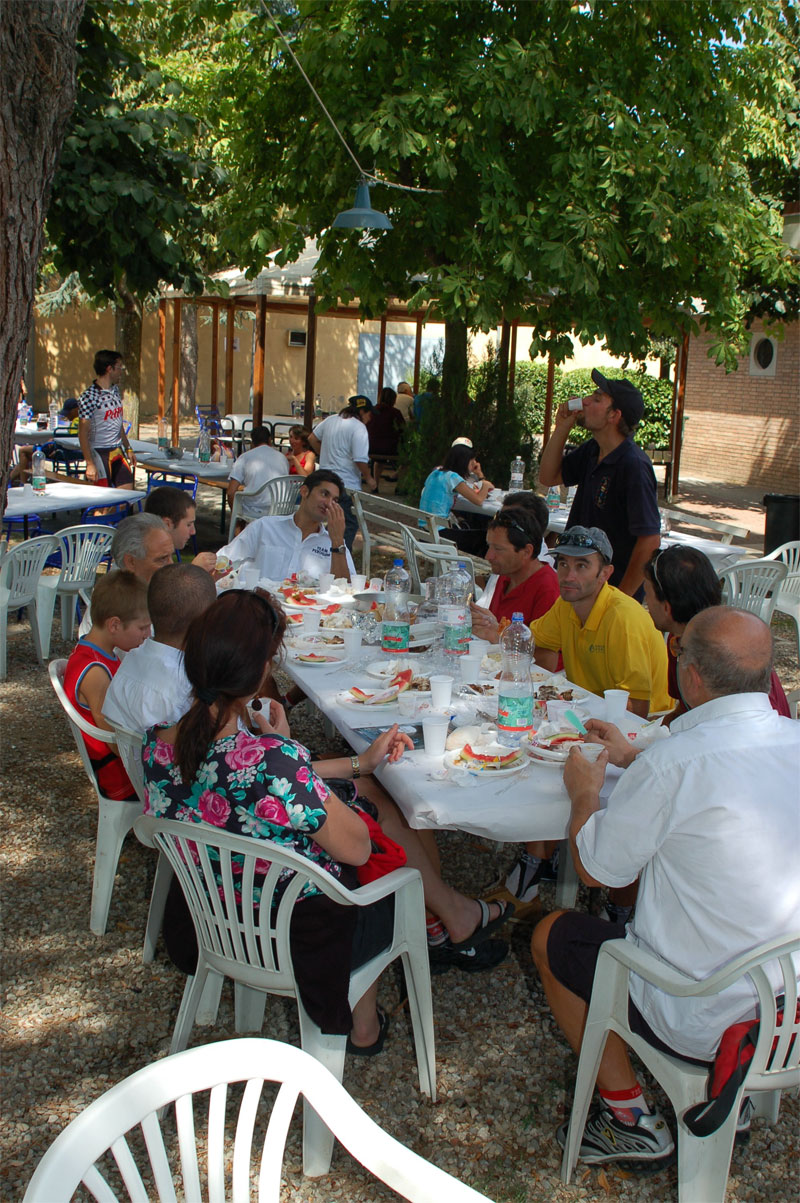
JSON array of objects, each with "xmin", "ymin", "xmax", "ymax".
[{"xmin": 539, "ymin": 370, "xmax": 660, "ymax": 598}]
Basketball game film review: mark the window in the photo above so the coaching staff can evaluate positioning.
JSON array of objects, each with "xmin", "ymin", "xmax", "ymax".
[{"xmin": 749, "ymin": 335, "xmax": 777, "ymax": 378}]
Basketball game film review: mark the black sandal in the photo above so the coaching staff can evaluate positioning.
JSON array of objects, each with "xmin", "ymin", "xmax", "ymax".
[
  {"xmin": 346, "ymin": 1006, "xmax": 390, "ymax": 1057},
  {"xmin": 449, "ymin": 898, "xmax": 515, "ymax": 949}
]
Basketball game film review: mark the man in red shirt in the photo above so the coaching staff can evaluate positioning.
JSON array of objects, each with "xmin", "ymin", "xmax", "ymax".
[{"xmin": 469, "ymin": 506, "xmax": 559, "ymax": 642}]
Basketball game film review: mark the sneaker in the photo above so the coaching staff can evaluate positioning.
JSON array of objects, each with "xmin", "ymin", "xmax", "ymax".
[
  {"xmin": 537, "ymin": 848, "xmax": 560, "ymax": 882},
  {"xmin": 736, "ymin": 1096, "xmax": 753, "ymax": 1147},
  {"xmin": 556, "ymin": 1106, "xmax": 675, "ymax": 1166},
  {"xmin": 428, "ymin": 936, "xmax": 508, "ymax": 975}
]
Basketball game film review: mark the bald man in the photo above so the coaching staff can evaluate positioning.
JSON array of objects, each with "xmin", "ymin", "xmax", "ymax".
[{"xmin": 532, "ymin": 607, "xmax": 800, "ymax": 1168}]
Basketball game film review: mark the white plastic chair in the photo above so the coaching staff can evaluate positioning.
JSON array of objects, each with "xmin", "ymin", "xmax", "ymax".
[
  {"xmin": 49, "ymin": 660, "xmax": 140, "ymax": 936},
  {"xmin": 36, "ymin": 525, "xmax": 115, "ymax": 658},
  {"xmin": 763, "ymin": 540, "xmax": 800, "ymax": 661},
  {"xmin": 23, "ymin": 1038, "xmax": 489, "ymax": 1203},
  {"xmin": 135, "ymin": 816, "xmax": 436, "ymax": 1176},
  {"xmin": 0, "ymin": 534, "xmax": 58, "ymax": 679},
  {"xmin": 718, "ymin": 557, "xmax": 787, "ymax": 621},
  {"xmin": 228, "ymin": 474, "xmax": 302, "ymax": 540},
  {"xmin": 399, "ymin": 523, "xmax": 479, "ymax": 594},
  {"xmin": 561, "ymin": 933, "xmax": 800, "ymax": 1203}
]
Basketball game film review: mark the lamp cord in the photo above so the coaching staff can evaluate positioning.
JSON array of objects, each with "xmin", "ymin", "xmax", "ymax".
[{"xmin": 260, "ymin": 0, "xmax": 440, "ymax": 194}]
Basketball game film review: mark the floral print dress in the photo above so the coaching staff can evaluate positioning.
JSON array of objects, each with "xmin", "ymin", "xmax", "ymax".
[{"xmin": 142, "ymin": 728, "xmax": 342, "ymax": 903}]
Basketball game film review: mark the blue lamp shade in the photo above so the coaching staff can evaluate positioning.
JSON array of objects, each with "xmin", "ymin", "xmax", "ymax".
[{"xmin": 332, "ymin": 180, "xmax": 392, "ymax": 230}]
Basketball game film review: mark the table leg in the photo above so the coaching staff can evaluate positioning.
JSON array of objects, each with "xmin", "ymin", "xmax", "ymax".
[{"xmin": 554, "ymin": 838, "xmax": 579, "ymax": 909}]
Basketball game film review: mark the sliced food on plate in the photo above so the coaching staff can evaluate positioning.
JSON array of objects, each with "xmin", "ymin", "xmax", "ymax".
[
  {"xmin": 347, "ymin": 669, "xmax": 413, "ymax": 705},
  {"xmin": 450, "ymin": 743, "xmax": 525, "ymax": 773},
  {"xmin": 293, "ymin": 651, "xmax": 343, "ymax": 665}
]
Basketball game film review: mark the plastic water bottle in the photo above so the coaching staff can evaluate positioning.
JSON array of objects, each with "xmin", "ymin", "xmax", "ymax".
[
  {"xmin": 48, "ymin": 401, "xmax": 59, "ymax": 431},
  {"xmin": 197, "ymin": 422, "xmax": 211, "ymax": 463},
  {"xmin": 381, "ymin": 559, "xmax": 411, "ymax": 654},
  {"xmin": 157, "ymin": 417, "xmax": 169, "ymax": 449},
  {"xmin": 509, "ymin": 455, "xmax": 525, "ymax": 491},
  {"xmin": 438, "ymin": 564, "xmax": 472, "ymax": 657},
  {"xmin": 32, "ymin": 446, "xmax": 47, "ymax": 494},
  {"xmin": 546, "ymin": 486, "xmax": 561, "ymax": 513},
  {"xmin": 496, "ymin": 612, "xmax": 534, "ymax": 746}
]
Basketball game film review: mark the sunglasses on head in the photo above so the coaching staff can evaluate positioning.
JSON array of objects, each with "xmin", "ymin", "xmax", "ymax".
[
  {"xmin": 494, "ymin": 513, "xmax": 529, "ymax": 539},
  {"xmin": 554, "ymin": 532, "xmax": 607, "ymax": 557},
  {"xmin": 649, "ymin": 547, "xmax": 667, "ymax": 594}
]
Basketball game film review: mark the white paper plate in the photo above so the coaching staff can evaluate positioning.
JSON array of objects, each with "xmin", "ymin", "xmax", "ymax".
[
  {"xmin": 365, "ymin": 658, "xmax": 412, "ymax": 680},
  {"xmin": 444, "ymin": 747, "xmax": 527, "ymax": 776},
  {"xmin": 337, "ymin": 694, "xmax": 402, "ymax": 714},
  {"xmin": 288, "ymin": 651, "xmax": 347, "ymax": 666}
]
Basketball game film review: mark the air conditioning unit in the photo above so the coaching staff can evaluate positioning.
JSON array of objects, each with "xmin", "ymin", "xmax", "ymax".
[{"xmin": 287, "ymin": 330, "xmax": 307, "ymax": 348}]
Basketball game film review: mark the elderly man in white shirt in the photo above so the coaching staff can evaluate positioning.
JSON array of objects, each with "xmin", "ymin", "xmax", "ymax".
[
  {"xmin": 226, "ymin": 425, "xmax": 288, "ymax": 524},
  {"xmin": 531, "ymin": 607, "xmax": 800, "ymax": 1169},
  {"xmin": 102, "ymin": 563, "xmax": 217, "ymax": 733},
  {"xmin": 215, "ymin": 469, "xmax": 355, "ymax": 582}
]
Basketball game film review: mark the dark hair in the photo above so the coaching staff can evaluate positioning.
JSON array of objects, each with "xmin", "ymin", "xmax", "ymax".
[
  {"xmin": 302, "ymin": 468, "xmax": 344, "ymax": 497},
  {"xmin": 251, "ymin": 425, "xmax": 272, "ymax": 447},
  {"xmin": 441, "ymin": 443, "xmax": 474, "ymax": 479},
  {"xmin": 147, "ymin": 563, "xmax": 216, "ymax": 642},
  {"xmin": 176, "ymin": 590, "xmax": 286, "ymax": 782},
  {"xmin": 503, "ymin": 492, "xmax": 549, "ymax": 534},
  {"xmin": 144, "ymin": 486, "xmax": 195, "ymax": 525},
  {"xmin": 94, "ymin": 349, "xmax": 122, "ymax": 377},
  {"xmin": 643, "ymin": 547, "xmax": 722, "ymax": 625},
  {"xmin": 288, "ymin": 424, "xmax": 312, "ymax": 449},
  {"xmin": 489, "ymin": 505, "xmax": 544, "ymax": 554},
  {"xmin": 378, "ymin": 387, "xmax": 397, "ymax": 409}
]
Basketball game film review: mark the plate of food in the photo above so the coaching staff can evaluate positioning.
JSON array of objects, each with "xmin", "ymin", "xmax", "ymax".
[
  {"xmin": 287, "ymin": 649, "xmax": 347, "ymax": 666},
  {"xmin": 521, "ymin": 728, "xmax": 589, "ymax": 765},
  {"xmin": 444, "ymin": 743, "xmax": 527, "ymax": 776},
  {"xmin": 365, "ymin": 658, "xmax": 412, "ymax": 680},
  {"xmin": 286, "ymin": 631, "xmax": 345, "ymax": 648},
  {"xmin": 338, "ymin": 668, "xmax": 414, "ymax": 709}
]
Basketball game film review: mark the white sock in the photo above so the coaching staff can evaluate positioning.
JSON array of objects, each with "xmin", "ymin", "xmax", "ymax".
[{"xmin": 505, "ymin": 853, "xmax": 541, "ymax": 903}]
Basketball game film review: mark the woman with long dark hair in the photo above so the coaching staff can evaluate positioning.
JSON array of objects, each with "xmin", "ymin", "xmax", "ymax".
[{"xmin": 419, "ymin": 443, "xmax": 495, "ymax": 556}]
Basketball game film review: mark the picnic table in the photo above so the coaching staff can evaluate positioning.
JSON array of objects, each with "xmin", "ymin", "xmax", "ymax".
[{"xmin": 3, "ymin": 481, "xmax": 143, "ymax": 537}]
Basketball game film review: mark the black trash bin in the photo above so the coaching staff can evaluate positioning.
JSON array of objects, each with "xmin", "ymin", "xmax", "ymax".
[{"xmin": 763, "ymin": 494, "xmax": 800, "ymax": 555}]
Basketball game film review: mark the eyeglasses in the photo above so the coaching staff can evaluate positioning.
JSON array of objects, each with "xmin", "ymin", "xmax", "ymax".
[{"xmin": 554, "ymin": 532, "xmax": 607, "ymax": 557}]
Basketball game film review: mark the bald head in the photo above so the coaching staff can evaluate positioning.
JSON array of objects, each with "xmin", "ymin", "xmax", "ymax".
[
  {"xmin": 681, "ymin": 606, "xmax": 773, "ymax": 698},
  {"xmin": 147, "ymin": 563, "xmax": 217, "ymax": 645}
]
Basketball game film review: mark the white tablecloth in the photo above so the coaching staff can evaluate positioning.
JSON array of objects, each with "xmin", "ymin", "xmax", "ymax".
[
  {"xmin": 136, "ymin": 449, "xmax": 232, "ymax": 482},
  {"xmin": 13, "ymin": 424, "xmax": 66, "ymax": 446},
  {"xmin": 3, "ymin": 482, "xmax": 143, "ymax": 518}
]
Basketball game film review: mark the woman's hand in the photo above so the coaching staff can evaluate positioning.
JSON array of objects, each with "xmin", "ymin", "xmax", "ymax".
[
  {"xmin": 583, "ymin": 718, "xmax": 637, "ymax": 768},
  {"xmin": 251, "ymin": 698, "xmax": 291, "ymax": 738},
  {"xmin": 361, "ymin": 724, "xmax": 414, "ymax": 773}
]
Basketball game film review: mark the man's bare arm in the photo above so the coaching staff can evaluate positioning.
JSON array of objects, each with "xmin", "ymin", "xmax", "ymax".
[
  {"xmin": 78, "ymin": 417, "xmax": 97, "ymax": 481},
  {"xmin": 538, "ymin": 403, "xmax": 580, "ymax": 488},
  {"xmin": 563, "ymin": 749, "xmax": 609, "ymax": 887},
  {"xmin": 617, "ymin": 533, "xmax": 661, "ymax": 597},
  {"xmin": 533, "ymin": 646, "xmax": 560, "ymax": 671}
]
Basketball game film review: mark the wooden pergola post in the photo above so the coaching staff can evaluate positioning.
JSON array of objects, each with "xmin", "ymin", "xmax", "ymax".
[
  {"xmin": 157, "ymin": 299, "xmax": 166, "ymax": 420},
  {"xmin": 508, "ymin": 321, "xmax": 518, "ymax": 404},
  {"xmin": 377, "ymin": 315, "xmax": 387, "ymax": 400},
  {"xmin": 253, "ymin": 295, "xmax": 267, "ymax": 425},
  {"xmin": 413, "ymin": 314, "xmax": 423, "ymax": 392},
  {"xmin": 171, "ymin": 299, "xmax": 182, "ymax": 444},
  {"xmin": 210, "ymin": 302, "xmax": 219, "ymax": 410},
  {"xmin": 304, "ymin": 291, "xmax": 317, "ymax": 428},
  {"xmin": 224, "ymin": 301, "xmax": 235, "ymax": 415}
]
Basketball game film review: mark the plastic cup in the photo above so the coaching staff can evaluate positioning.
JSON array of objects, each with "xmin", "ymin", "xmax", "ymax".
[
  {"xmin": 302, "ymin": 610, "xmax": 321, "ymax": 635},
  {"xmin": 576, "ymin": 742, "xmax": 605, "ymax": 763},
  {"xmin": 567, "ymin": 395, "xmax": 584, "ymax": 412},
  {"xmin": 350, "ymin": 574, "xmax": 367, "ymax": 592},
  {"xmin": 341, "ymin": 627, "xmax": 362, "ymax": 658},
  {"xmin": 422, "ymin": 715, "xmax": 450, "ymax": 756},
  {"xmin": 460, "ymin": 655, "xmax": 484, "ymax": 685},
  {"xmin": 398, "ymin": 692, "xmax": 419, "ymax": 717},
  {"xmin": 318, "ymin": 572, "xmax": 335, "ymax": 593},
  {"xmin": 468, "ymin": 637, "xmax": 490, "ymax": 657},
  {"xmin": 546, "ymin": 700, "xmax": 572, "ymax": 727},
  {"xmin": 429, "ymin": 675, "xmax": 454, "ymax": 709},
  {"xmin": 238, "ymin": 564, "xmax": 259, "ymax": 590},
  {"xmin": 604, "ymin": 689, "xmax": 629, "ymax": 723}
]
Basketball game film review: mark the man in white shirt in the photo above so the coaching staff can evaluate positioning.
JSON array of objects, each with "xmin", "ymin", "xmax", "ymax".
[
  {"xmin": 216, "ymin": 469, "xmax": 355, "ymax": 581},
  {"xmin": 102, "ymin": 563, "xmax": 217, "ymax": 733},
  {"xmin": 531, "ymin": 607, "xmax": 800, "ymax": 1168},
  {"xmin": 309, "ymin": 396, "xmax": 376, "ymax": 549},
  {"xmin": 227, "ymin": 426, "xmax": 288, "ymax": 523}
]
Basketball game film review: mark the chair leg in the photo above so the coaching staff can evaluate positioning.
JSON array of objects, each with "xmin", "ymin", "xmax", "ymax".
[
  {"xmin": 195, "ymin": 973, "xmax": 224, "ymax": 1026},
  {"xmin": 750, "ymin": 1089, "xmax": 781, "ymax": 1123},
  {"xmin": 234, "ymin": 983, "xmax": 268, "ymax": 1032},
  {"xmin": 27, "ymin": 598, "xmax": 48, "ymax": 666},
  {"xmin": 398, "ymin": 949, "xmax": 437, "ymax": 1101},
  {"xmin": 674, "ymin": 1110, "xmax": 738, "ymax": 1203},
  {"xmin": 35, "ymin": 581, "xmax": 59, "ymax": 662},
  {"xmin": 90, "ymin": 800, "xmax": 138, "ymax": 936},
  {"xmin": 170, "ymin": 964, "xmax": 220, "ymax": 1054},
  {"xmin": 142, "ymin": 853, "xmax": 173, "ymax": 963},
  {"xmin": 61, "ymin": 590, "xmax": 78, "ymax": 643},
  {"xmin": 0, "ymin": 616, "xmax": 7, "ymax": 681},
  {"xmin": 297, "ymin": 999, "xmax": 348, "ymax": 1176}
]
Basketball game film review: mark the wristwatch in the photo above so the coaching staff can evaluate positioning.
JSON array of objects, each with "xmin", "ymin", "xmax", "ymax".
[{"xmin": 331, "ymin": 544, "xmax": 346, "ymax": 555}]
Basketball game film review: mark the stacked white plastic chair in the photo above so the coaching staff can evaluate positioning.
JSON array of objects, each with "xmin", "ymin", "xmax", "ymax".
[
  {"xmin": 23, "ymin": 1038, "xmax": 490, "ymax": 1202},
  {"xmin": 36, "ymin": 524, "xmax": 115, "ymax": 659},
  {"xmin": 0, "ymin": 534, "xmax": 58, "ymax": 679},
  {"xmin": 49, "ymin": 660, "xmax": 140, "ymax": 935},
  {"xmin": 763, "ymin": 540, "xmax": 800, "ymax": 661},
  {"xmin": 718, "ymin": 557, "xmax": 787, "ymax": 621},
  {"xmin": 135, "ymin": 815, "xmax": 436, "ymax": 1176},
  {"xmin": 561, "ymin": 933, "xmax": 800, "ymax": 1203}
]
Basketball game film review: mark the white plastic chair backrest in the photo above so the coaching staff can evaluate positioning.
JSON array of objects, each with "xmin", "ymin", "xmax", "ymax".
[
  {"xmin": 718, "ymin": 558, "xmax": 787, "ymax": 617},
  {"xmin": 261, "ymin": 474, "xmax": 303, "ymax": 515},
  {"xmin": 399, "ymin": 524, "xmax": 476, "ymax": 592},
  {"xmin": 111, "ymin": 725, "xmax": 146, "ymax": 804},
  {"xmin": 23, "ymin": 1037, "xmax": 490, "ymax": 1203},
  {"xmin": 764, "ymin": 540, "xmax": 800, "ymax": 597},
  {"xmin": 52, "ymin": 525, "xmax": 115, "ymax": 587},
  {"xmin": 0, "ymin": 535, "xmax": 59, "ymax": 606},
  {"xmin": 49, "ymin": 659, "xmax": 116, "ymax": 790},
  {"xmin": 135, "ymin": 816, "xmax": 380, "ymax": 989}
]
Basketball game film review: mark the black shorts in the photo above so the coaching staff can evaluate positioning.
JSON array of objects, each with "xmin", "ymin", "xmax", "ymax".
[
  {"xmin": 93, "ymin": 445, "xmax": 134, "ymax": 487},
  {"xmin": 547, "ymin": 911, "xmax": 712, "ymax": 1068}
]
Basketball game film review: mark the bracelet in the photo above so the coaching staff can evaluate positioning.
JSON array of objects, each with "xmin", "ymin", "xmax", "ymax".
[{"xmin": 350, "ymin": 754, "xmax": 361, "ymax": 779}]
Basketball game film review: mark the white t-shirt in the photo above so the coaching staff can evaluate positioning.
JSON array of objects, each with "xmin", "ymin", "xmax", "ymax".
[
  {"xmin": 102, "ymin": 640, "xmax": 191, "ymax": 732},
  {"xmin": 229, "ymin": 444, "xmax": 289, "ymax": 519},
  {"xmin": 217, "ymin": 513, "xmax": 355, "ymax": 581},
  {"xmin": 577, "ymin": 693, "xmax": 800, "ymax": 1059},
  {"xmin": 313, "ymin": 414, "xmax": 369, "ymax": 491}
]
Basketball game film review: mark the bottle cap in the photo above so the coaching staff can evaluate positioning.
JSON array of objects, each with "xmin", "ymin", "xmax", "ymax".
[
  {"xmin": 393, "ymin": 558, "xmax": 403, "ymax": 566},
  {"xmin": 512, "ymin": 612, "xmax": 524, "ymax": 622}
]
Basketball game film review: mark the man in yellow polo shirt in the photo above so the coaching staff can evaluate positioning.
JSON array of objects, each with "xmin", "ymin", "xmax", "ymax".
[
  {"xmin": 486, "ymin": 525, "xmax": 671, "ymax": 922},
  {"xmin": 531, "ymin": 525, "xmax": 672, "ymax": 716}
]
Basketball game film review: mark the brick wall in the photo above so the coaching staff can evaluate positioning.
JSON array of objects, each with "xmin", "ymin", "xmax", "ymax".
[{"xmin": 681, "ymin": 320, "xmax": 799, "ymax": 492}]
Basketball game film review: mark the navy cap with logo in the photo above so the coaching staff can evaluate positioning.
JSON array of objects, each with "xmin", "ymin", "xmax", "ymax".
[
  {"xmin": 348, "ymin": 394, "xmax": 374, "ymax": 412},
  {"xmin": 591, "ymin": 369, "xmax": 644, "ymax": 429},
  {"xmin": 547, "ymin": 525, "xmax": 614, "ymax": 564}
]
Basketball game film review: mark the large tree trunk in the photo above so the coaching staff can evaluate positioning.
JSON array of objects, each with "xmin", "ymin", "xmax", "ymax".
[
  {"xmin": 179, "ymin": 302, "xmax": 198, "ymax": 418},
  {"xmin": 115, "ymin": 276, "xmax": 142, "ymax": 434},
  {"xmin": 440, "ymin": 317, "xmax": 469, "ymax": 425},
  {"xmin": 0, "ymin": 0, "xmax": 85, "ymax": 503}
]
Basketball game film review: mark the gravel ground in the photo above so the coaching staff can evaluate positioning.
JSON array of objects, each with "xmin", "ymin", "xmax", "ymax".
[{"xmin": 2, "ymin": 505, "xmax": 799, "ymax": 1200}]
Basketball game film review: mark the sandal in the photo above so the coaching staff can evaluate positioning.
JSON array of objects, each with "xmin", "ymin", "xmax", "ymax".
[
  {"xmin": 449, "ymin": 898, "xmax": 515, "ymax": 949},
  {"xmin": 346, "ymin": 1006, "xmax": 390, "ymax": 1057}
]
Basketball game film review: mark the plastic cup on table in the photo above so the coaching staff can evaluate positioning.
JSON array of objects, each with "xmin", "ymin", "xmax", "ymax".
[
  {"xmin": 422, "ymin": 715, "xmax": 450, "ymax": 757},
  {"xmin": 604, "ymin": 689, "xmax": 629, "ymax": 724},
  {"xmin": 318, "ymin": 572, "xmax": 335, "ymax": 593},
  {"xmin": 302, "ymin": 610, "xmax": 321, "ymax": 635},
  {"xmin": 341, "ymin": 627, "xmax": 363, "ymax": 658},
  {"xmin": 429, "ymin": 675, "xmax": 454, "ymax": 709},
  {"xmin": 546, "ymin": 700, "xmax": 572, "ymax": 727},
  {"xmin": 238, "ymin": 564, "xmax": 259, "ymax": 591},
  {"xmin": 350, "ymin": 574, "xmax": 367, "ymax": 592},
  {"xmin": 459, "ymin": 655, "xmax": 484, "ymax": 685},
  {"xmin": 468, "ymin": 638, "xmax": 490, "ymax": 657}
]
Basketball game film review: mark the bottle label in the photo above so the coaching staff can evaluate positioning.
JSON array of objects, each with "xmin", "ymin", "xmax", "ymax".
[
  {"xmin": 32, "ymin": 477, "xmax": 46, "ymax": 495},
  {"xmin": 497, "ymin": 693, "xmax": 534, "ymax": 732},
  {"xmin": 198, "ymin": 451, "xmax": 211, "ymax": 462},
  {"xmin": 381, "ymin": 622, "xmax": 410, "ymax": 653},
  {"xmin": 440, "ymin": 605, "xmax": 470, "ymax": 655}
]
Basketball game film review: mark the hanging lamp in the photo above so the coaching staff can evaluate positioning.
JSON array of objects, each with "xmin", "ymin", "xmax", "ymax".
[{"xmin": 332, "ymin": 178, "xmax": 393, "ymax": 231}]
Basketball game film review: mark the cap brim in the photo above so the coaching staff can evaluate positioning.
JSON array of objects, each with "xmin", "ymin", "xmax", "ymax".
[{"xmin": 591, "ymin": 368, "xmax": 612, "ymax": 394}]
